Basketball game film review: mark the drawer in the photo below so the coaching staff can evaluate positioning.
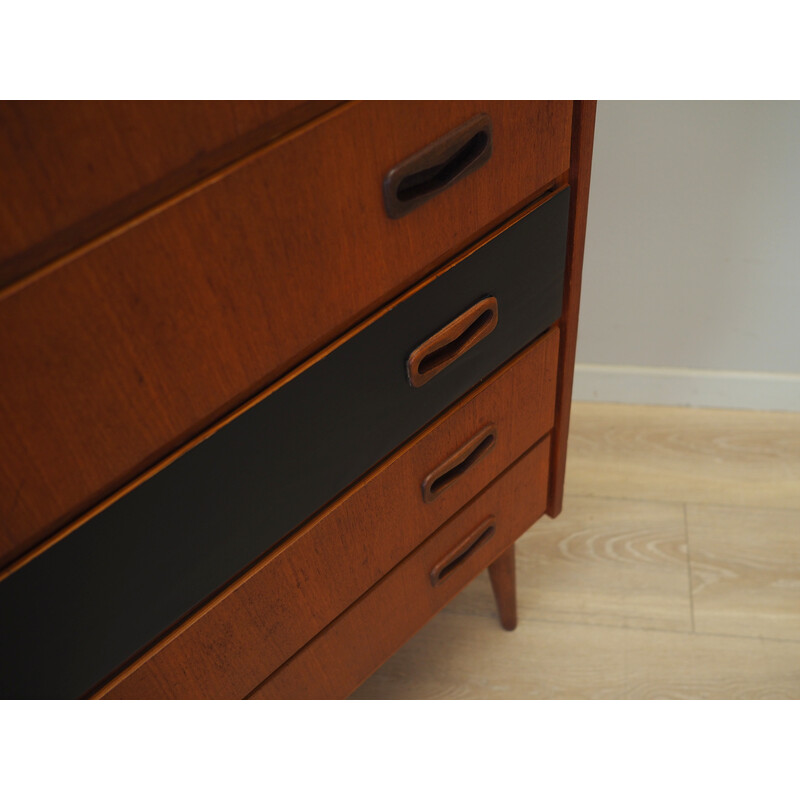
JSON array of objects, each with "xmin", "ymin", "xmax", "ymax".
[
  {"xmin": 0, "ymin": 100, "xmax": 573, "ymax": 563},
  {"xmin": 97, "ymin": 328, "xmax": 559, "ymax": 699},
  {"xmin": 249, "ymin": 436, "xmax": 552, "ymax": 700},
  {"xmin": 0, "ymin": 101, "xmax": 341, "ymax": 288},
  {"xmin": 0, "ymin": 188, "xmax": 568, "ymax": 699}
]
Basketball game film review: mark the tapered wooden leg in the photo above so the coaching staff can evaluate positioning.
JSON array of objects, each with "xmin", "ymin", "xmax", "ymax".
[{"xmin": 488, "ymin": 543, "xmax": 517, "ymax": 631}]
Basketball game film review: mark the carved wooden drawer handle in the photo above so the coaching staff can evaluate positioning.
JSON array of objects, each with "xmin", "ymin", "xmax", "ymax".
[
  {"xmin": 430, "ymin": 517, "xmax": 496, "ymax": 587},
  {"xmin": 407, "ymin": 297, "xmax": 499, "ymax": 388},
  {"xmin": 422, "ymin": 425, "xmax": 497, "ymax": 503},
  {"xmin": 383, "ymin": 114, "xmax": 493, "ymax": 218}
]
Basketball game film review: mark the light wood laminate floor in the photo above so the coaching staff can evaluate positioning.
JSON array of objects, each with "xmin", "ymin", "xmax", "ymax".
[{"xmin": 351, "ymin": 403, "xmax": 800, "ymax": 699}]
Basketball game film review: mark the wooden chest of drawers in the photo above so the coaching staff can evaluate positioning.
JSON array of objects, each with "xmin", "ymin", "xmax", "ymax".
[{"xmin": 0, "ymin": 100, "xmax": 595, "ymax": 699}]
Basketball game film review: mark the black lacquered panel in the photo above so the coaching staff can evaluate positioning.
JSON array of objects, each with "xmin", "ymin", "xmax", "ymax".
[{"xmin": 0, "ymin": 188, "xmax": 569, "ymax": 698}]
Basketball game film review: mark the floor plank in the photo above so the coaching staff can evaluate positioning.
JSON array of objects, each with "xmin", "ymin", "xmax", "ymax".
[
  {"xmin": 565, "ymin": 403, "xmax": 800, "ymax": 510},
  {"xmin": 445, "ymin": 495, "xmax": 693, "ymax": 633},
  {"xmin": 350, "ymin": 402, "xmax": 800, "ymax": 700},
  {"xmin": 351, "ymin": 612, "xmax": 800, "ymax": 700},
  {"xmin": 688, "ymin": 504, "xmax": 800, "ymax": 642}
]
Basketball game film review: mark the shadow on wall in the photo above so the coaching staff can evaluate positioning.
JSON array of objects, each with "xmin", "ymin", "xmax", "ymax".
[{"xmin": 574, "ymin": 101, "xmax": 800, "ymax": 411}]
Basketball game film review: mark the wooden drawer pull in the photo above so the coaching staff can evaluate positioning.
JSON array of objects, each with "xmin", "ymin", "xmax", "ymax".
[
  {"xmin": 407, "ymin": 297, "xmax": 499, "ymax": 388},
  {"xmin": 430, "ymin": 517, "xmax": 496, "ymax": 586},
  {"xmin": 422, "ymin": 425, "xmax": 497, "ymax": 503},
  {"xmin": 383, "ymin": 114, "xmax": 493, "ymax": 218}
]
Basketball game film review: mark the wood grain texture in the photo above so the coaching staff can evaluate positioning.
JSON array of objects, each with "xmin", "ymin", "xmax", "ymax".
[
  {"xmin": 488, "ymin": 544, "xmax": 517, "ymax": 631},
  {"xmin": 248, "ymin": 437, "xmax": 551, "ymax": 700},
  {"xmin": 407, "ymin": 296, "xmax": 498, "ymax": 388},
  {"xmin": 2, "ymin": 190, "xmax": 566, "ymax": 585},
  {"xmin": 548, "ymin": 100, "xmax": 596, "ymax": 517},
  {"xmin": 688, "ymin": 504, "xmax": 800, "ymax": 641},
  {"xmin": 383, "ymin": 112, "xmax": 492, "ymax": 219},
  {"xmin": 422, "ymin": 425, "xmax": 496, "ymax": 503},
  {"xmin": 0, "ymin": 101, "xmax": 572, "ymax": 567},
  {"xmin": 350, "ymin": 612, "xmax": 800, "ymax": 700},
  {"xmin": 95, "ymin": 329, "xmax": 559, "ymax": 699},
  {"xmin": 1, "ymin": 189, "xmax": 570, "ymax": 699},
  {"xmin": 450, "ymin": 495, "xmax": 692, "ymax": 632},
  {"xmin": 0, "ymin": 101, "xmax": 341, "ymax": 288},
  {"xmin": 565, "ymin": 403, "xmax": 800, "ymax": 509},
  {"xmin": 352, "ymin": 402, "xmax": 800, "ymax": 699}
]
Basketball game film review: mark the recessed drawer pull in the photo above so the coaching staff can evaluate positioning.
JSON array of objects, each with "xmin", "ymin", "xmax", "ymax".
[
  {"xmin": 430, "ymin": 517, "xmax": 496, "ymax": 586},
  {"xmin": 383, "ymin": 114, "xmax": 493, "ymax": 219},
  {"xmin": 422, "ymin": 425, "xmax": 497, "ymax": 503},
  {"xmin": 407, "ymin": 297, "xmax": 499, "ymax": 388}
]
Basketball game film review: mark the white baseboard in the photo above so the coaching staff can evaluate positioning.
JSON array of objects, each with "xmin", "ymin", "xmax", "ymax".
[{"xmin": 572, "ymin": 363, "xmax": 800, "ymax": 412}]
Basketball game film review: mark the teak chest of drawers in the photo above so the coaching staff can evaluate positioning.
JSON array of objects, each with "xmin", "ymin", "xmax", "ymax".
[{"xmin": 0, "ymin": 100, "xmax": 595, "ymax": 699}]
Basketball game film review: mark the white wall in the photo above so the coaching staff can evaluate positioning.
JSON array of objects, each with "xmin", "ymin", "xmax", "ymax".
[{"xmin": 574, "ymin": 101, "xmax": 800, "ymax": 411}]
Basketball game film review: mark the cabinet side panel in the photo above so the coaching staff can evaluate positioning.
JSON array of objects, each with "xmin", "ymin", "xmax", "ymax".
[{"xmin": 547, "ymin": 100, "xmax": 596, "ymax": 517}]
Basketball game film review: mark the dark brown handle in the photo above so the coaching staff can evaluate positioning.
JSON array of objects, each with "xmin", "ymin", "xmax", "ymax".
[
  {"xmin": 383, "ymin": 114, "xmax": 493, "ymax": 219},
  {"xmin": 430, "ymin": 517, "xmax": 496, "ymax": 587},
  {"xmin": 407, "ymin": 297, "xmax": 498, "ymax": 388},
  {"xmin": 422, "ymin": 425, "xmax": 497, "ymax": 503}
]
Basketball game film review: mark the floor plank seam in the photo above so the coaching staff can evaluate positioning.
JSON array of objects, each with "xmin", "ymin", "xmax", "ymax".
[
  {"xmin": 683, "ymin": 503, "xmax": 696, "ymax": 633},
  {"xmin": 440, "ymin": 606, "xmax": 800, "ymax": 646},
  {"xmin": 357, "ymin": 404, "xmax": 800, "ymax": 697},
  {"xmin": 564, "ymin": 492, "xmax": 800, "ymax": 514},
  {"xmin": 562, "ymin": 492, "xmax": 684, "ymax": 508},
  {"xmin": 440, "ymin": 607, "xmax": 692, "ymax": 637},
  {"xmin": 444, "ymin": 612, "xmax": 687, "ymax": 632}
]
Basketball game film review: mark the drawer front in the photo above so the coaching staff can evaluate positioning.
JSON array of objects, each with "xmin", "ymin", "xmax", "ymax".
[
  {"xmin": 0, "ymin": 101, "xmax": 341, "ymax": 288},
  {"xmin": 0, "ymin": 100, "xmax": 573, "ymax": 563},
  {"xmin": 97, "ymin": 328, "xmax": 559, "ymax": 699},
  {"xmin": 249, "ymin": 436, "xmax": 551, "ymax": 700},
  {"xmin": 0, "ymin": 189, "xmax": 568, "ymax": 699}
]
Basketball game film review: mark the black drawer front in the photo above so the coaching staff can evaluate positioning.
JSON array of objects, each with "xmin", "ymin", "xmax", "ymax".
[{"xmin": 0, "ymin": 188, "xmax": 569, "ymax": 698}]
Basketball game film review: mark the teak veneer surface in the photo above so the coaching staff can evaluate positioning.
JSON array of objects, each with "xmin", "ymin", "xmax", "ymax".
[
  {"xmin": 249, "ymin": 437, "xmax": 551, "ymax": 700},
  {"xmin": 352, "ymin": 403, "xmax": 800, "ymax": 700},
  {"xmin": 488, "ymin": 544, "xmax": 518, "ymax": 631},
  {"xmin": 0, "ymin": 100, "xmax": 572, "ymax": 568},
  {"xmin": 351, "ymin": 606, "xmax": 800, "ymax": 700},
  {"xmin": 95, "ymin": 329, "xmax": 559, "ymax": 699},
  {"xmin": 0, "ymin": 100, "xmax": 341, "ymax": 288},
  {"xmin": 548, "ymin": 100, "xmax": 596, "ymax": 517}
]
